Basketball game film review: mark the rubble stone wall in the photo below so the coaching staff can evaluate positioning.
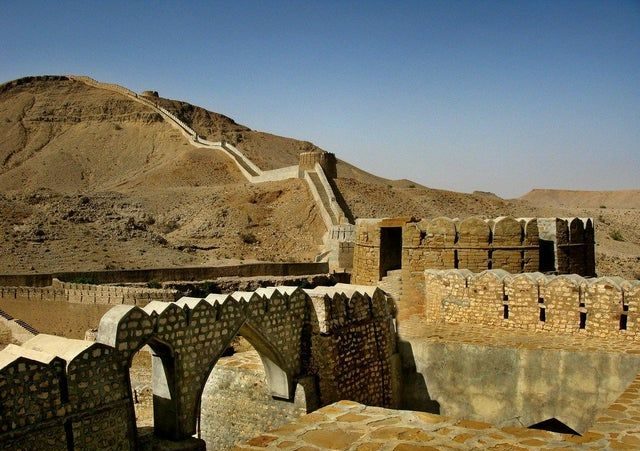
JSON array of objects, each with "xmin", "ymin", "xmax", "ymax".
[{"xmin": 424, "ymin": 269, "xmax": 640, "ymax": 338}]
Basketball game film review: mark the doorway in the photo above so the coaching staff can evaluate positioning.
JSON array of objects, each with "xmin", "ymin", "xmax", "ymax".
[{"xmin": 379, "ymin": 227, "xmax": 403, "ymax": 279}]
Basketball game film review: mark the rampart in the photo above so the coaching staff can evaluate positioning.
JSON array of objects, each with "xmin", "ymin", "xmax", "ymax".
[
  {"xmin": 0, "ymin": 261, "xmax": 329, "ymax": 287},
  {"xmin": 353, "ymin": 216, "xmax": 595, "ymax": 285},
  {"xmin": 424, "ymin": 269, "xmax": 640, "ymax": 338},
  {"xmin": 0, "ymin": 284, "xmax": 397, "ymax": 450},
  {"xmin": 0, "ymin": 280, "xmax": 177, "ymax": 306}
]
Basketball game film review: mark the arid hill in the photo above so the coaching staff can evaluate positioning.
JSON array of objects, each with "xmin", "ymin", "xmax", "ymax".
[{"xmin": 0, "ymin": 76, "xmax": 637, "ymax": 278}]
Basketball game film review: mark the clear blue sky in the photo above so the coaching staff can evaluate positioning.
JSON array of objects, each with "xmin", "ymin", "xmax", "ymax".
[{"xmin": 1, "ymin": 1, "xmax": 638, "ymax": 198}]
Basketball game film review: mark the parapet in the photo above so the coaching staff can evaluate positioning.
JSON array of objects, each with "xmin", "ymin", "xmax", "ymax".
[
  {"xmin": 299, "ymin": 150, "xmax": 337, "ymax": 178},
  {"xmin": 423, "ymin": 269, "xmax": 640, "ymax": 339},
  {"xmin": 352, "ymin": 215, "xmax": 596, "ymax": 285}
]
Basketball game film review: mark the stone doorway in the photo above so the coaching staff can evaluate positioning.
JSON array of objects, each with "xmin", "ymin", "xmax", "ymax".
[{"xmin": 379, "ymin": 227, "xmax": 403, "ymax": 280}]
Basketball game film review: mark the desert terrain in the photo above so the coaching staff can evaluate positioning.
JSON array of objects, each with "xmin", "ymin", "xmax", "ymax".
[{"xmin": 0, "ymin": 76, "xmax": 637, "ymax": 278}]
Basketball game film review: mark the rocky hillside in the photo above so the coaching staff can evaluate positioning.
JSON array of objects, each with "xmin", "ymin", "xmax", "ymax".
[{"xmin": 0, "ymin": 76, "xmax": 637, "ymax": 279}]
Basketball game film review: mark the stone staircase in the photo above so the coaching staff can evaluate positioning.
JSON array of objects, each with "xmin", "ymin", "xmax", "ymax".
[
  {"xmin": 378, "ymin": 269, "xmax": 403, "ymax": 302},
  {"xmin": 307, "ymin": 170, "xmax": 339, "ymax": 226}
]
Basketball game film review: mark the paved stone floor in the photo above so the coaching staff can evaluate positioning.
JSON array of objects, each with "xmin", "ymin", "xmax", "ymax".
[{"xmin": 233, "ymin": 386, "xmax": 640, "ymax": 450}]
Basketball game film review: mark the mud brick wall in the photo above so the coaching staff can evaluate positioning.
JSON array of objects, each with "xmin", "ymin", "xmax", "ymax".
[{"xmin": 424, "ymin": 270, "xmax": 640, "ymax": 339}]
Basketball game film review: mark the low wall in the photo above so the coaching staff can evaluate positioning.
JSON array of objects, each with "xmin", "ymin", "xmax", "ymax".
[
  {"xmin": 0, "ymin": 262, "xmax": 330, "ymax": 287},
  {"xmin": 0, "ymin": 282, "xmax": 176, "ymax": 307},
  {"xmin": 424, "ymin": 269, "xmax": 640, "ymax": 339}
]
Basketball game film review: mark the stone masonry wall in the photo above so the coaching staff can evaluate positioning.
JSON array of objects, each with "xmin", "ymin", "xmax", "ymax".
[
  {"xmin": 353, "ymin": 216, "xmax": 595, "ymax": 285},
  {"xmin": 0, "ymin": 280, "xmax": 177, "ymax": 307},
  {"xmin": 305, "ymin": 284, "xmax": 399, "ymax": 409},
  {"xmin": 424, "ymin": 270, "xmax": 640, "ymax": 339},
  {"xmin": 0, "ymin": 283, "xmax": 397, "ymax": 450},
  {"xmin": 352, "ymin": 219, "xmax": 383, "ymax": 285}
]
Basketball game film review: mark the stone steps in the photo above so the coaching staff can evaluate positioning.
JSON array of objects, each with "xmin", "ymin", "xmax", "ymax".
[
  {"xmin": 307, "ymin": 171, "xmax": 339, "ymax": 225},
  {"xmin": 378, "ymin": 269, "xmax": 403, "ymax": 301}
]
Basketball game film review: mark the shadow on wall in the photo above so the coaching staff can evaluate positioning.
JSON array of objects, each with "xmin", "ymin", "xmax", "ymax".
[{"xmin": 397, "ymin": 340, "xmax": 440, "ymax": 414}]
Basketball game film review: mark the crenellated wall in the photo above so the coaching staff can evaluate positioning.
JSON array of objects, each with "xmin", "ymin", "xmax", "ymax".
[
  {"xmin": 352, "ymin": 216, "xmax": 595, "ymax": 323},
  {"xmin": 0, "ymin": 284, "xmax": 397, "ymax": 450},
  {"xmin": 353, "ymin": 216, "xmax": 595, "ymax": 285},
  {"xmin": 0, "ymin": 280, "xmax": 177, "ymax": 306},
  {"xmin": 423, "ymin": 269, "xmax": 640, "ymax": 339},
  {"xmin": 305, "ymin": 284, "xmax": 399, "ymax": 408}
]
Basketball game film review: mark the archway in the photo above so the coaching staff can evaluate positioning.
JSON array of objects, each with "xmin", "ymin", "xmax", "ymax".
[
  {"xmin": 193, "ymin": 323, "xmax": 307, "ymax": 448},
  {"xmin": 127, "ymin": 337, "xmax": 178, "ymax": 442}
]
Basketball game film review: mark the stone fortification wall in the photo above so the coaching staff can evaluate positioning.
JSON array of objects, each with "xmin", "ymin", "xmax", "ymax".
[
  {"xmin": 0, "ymin": 283, "xmax": 397, "ymax": 450},
  {"xmin": 353, "ymin": 216, "xmax": 595, "ymax": 321},
  {"xmin": 424, "ymin": 269, "xmax": 640, "ymax": 338},
  {"xmin": 299, "ymin": 150, "xmax": 337, "ymax": 179},
  {"xmin": 0, "ymin": 308, "xmax": 38, "ymax": 344},
  {"xmin": 52, "ymin": 279, "xmax": 176, "ymax": 306},
  {"xmin": 0, "ymin": 281, "xmax": 177, "ymax": 306},
  {"xmin": 305, "ymin": 283, "xmax": 399, "ymax": 408},
  {"xmin": 353, "ymin": 216, "xmax": 595, "ymax": 286},
  {"xmin": 0, "ymin": 261, "xmax": 330, "ymax": 287}
]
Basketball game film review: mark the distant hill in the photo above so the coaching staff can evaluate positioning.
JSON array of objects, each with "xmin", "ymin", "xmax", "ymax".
[{"xmin": 521, "ymin": 189, "xmax": 640, "ymax": 209}]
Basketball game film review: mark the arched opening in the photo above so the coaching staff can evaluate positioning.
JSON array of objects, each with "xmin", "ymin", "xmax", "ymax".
[
  {"xmin": 195, "ymin": 325, "xmax": 307, "ymax": 449},
  {"xmin": 128, "ymin": 338, "xmax": 178, "ymax": 444}
]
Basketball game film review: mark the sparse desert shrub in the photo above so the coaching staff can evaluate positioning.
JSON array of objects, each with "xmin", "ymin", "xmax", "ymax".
[
  {"xmin": 240, "ymin": 231, "xmax": 258, "ymax": 244},
  {"xmin": 408, "ymin": 184, "xmax": 415, "ymax": 188},
  {"xmin": 600, "ymin": 205, "xmax": 607, "ymax": 209},
  {"xmin": 147, "ymin": 280, "xmax": 161, "ymax": 289},
  {"xmin": 113, "ymin": 123, "xmax": 123, "ymax": 130},
  {"xmin": 610, "ymin": 230, "xmax": 625, "ymax": 241}
]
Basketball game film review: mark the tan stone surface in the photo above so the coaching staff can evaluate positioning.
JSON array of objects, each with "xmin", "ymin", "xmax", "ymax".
[{"xmin": 235, "ymin": 377, "xmax": 640, "ymax": 449}]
